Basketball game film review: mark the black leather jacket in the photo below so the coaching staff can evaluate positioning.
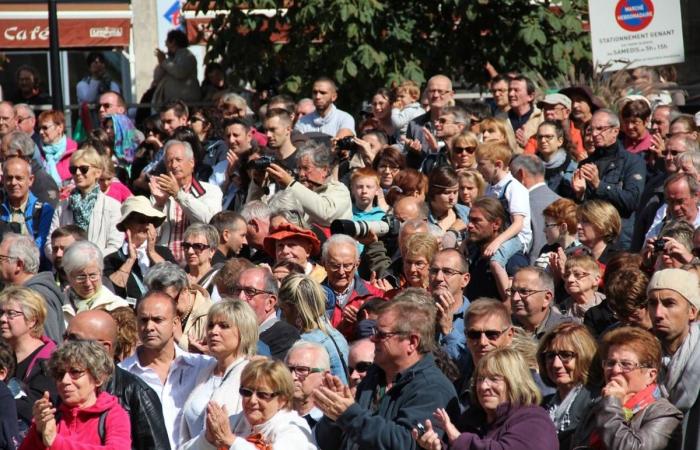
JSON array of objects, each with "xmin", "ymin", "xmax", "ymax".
[{"xmin": 105, "ymin": 366, "xmax": 171, "ymax": 450}]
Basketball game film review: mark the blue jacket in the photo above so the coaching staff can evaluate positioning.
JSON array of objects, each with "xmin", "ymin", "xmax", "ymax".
[
  {"xmin": 315, "ymin": 353, "xmax": 459, "ymax": 450},
  {"xmin": 0, "ymin": 192, "xmax": 54, "ymax": 259},
  {"xmin": 302, "ymin": 326, "xmax": 349, "ymax": 385}
]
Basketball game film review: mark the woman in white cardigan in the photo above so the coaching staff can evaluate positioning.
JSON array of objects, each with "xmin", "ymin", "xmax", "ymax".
[
  {"xmin": 46, "ymin": 146, "xmax": 123, "ymax": 256},
  {"xmin": 179, "ymin": 300, "xmax": 257, "ymax": 446}
]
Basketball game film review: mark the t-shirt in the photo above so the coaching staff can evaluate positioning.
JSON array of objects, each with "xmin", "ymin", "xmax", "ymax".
[{"xmin": 486, "ymin": 173, "xmax": 532, "ymax": 251}]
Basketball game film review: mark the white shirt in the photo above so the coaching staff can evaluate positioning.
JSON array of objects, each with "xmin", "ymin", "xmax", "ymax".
[
  {"xmin": 294, "ymin": 104, "xmax": 355, "ymax": 137},
  {"xmin": 120, "ymin": 345, "xmax": 213, "ymax": 450},
  {"xmin": 486, "ymin": 172, "xmax": 533, "ymax": 250},
  {"xmin": 645, "ymin": 203, "xmax": 700, "ymax": 241}
]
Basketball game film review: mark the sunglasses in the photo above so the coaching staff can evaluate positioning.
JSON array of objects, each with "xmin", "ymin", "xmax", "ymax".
[
  {"xmin": 453, "ymin": 146, "xmax": 476, "ymax": 154},
  {"xmin": 239, "ymin": 387, "xmax": 279, "ymax": 401},
  {"xmin": 350, "ymin": 361, "xmax": 372, "ymax": 373},
  {"xmin": 543, "ymin": 350, "xmax": 577, "ymax": 363},
  {"xmin": 69, "ymin": 165, "xmax": 92, "ymax": 175},
  {"xmin": 466, "ymin": 328, "xmax": 510, "ymax": 341},
  {"xmin": 182, "ymin": 242, "xmax": 210, "ymax": 252}
]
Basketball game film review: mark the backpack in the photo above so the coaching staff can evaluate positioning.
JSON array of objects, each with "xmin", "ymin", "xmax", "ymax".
[
  {"xmin": 498, "ymin": 180, "xmax": 513, "ymax": 227},
  {"xmin": 54, "ymin": 409, "xmax": 109, "ymax": 445}
]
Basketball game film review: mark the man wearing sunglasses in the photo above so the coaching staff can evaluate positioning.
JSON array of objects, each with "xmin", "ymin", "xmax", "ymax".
[
  {"xmin": 347, "ymin": 338, "xmax": 374, "ymax": 395},
  {"xmin": 285, "ymin": 341, "xmax": 330, "ymax": 429},
  {"xmin": 418, "ymin": 106, "xmax": 468, "ymax": 174}
]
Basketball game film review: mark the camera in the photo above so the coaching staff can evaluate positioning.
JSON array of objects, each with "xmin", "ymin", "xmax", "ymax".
[
  {"xmin": 252, "ymin": 155, "xmax": 275, "ymax": 171},
  {"xmin": 336, "ymin": 136, "xmax": 356, "ymax": 151},
  {"xmin": 330, "ymin": 215, "xmax": 401, "ymax": 239},
  {"xmin": 653, "ymin": 238, "xmax": 666, "ymax": 252}
]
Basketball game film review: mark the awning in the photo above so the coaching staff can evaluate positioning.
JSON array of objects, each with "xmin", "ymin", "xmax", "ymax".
[{"xmin": 0, "ymin": 2, "xmax": 131, "ymax": 49}]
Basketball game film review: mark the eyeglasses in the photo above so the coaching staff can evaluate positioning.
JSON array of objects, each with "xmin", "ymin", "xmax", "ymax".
[
  {"xmin": 326, "ymin": 262, "xmax": 357, "ymax": 272},
  {"xmin": 505, "ymin": 288, "xmax": 546, "ymax": 298},
  {"xmin": 663, "ymin": 148, "xmax": 684, "ymax": 157},
  {"xmin": 39, "ymin": 123, "xmax": 56, "ymax": 131},
  {"xmin": 239, "ymin": 387, "xmax": 279, "ymax": 401},
  {"xmin": 55, "ymin": 368, "xmax": 88, "ymax": 380},
  {"xmin": 564, "ymin": 271, "xmax": 590, "ymax": 280},
  {"xmin": 0, "ymin": 308, "xmax": 23, "ymax": 319},
  {"xmin": 16, "ymin": 116, "xmax": 31, "ymax": 124},
  {"xmin": 544, "ymin": 350, "xmax": 577, "ymax": 363},
  {"xmin": 476, "ymin": 374, "xmax": 505, "ymax": 385},
  {"xmin": 377, "ymin": 164, "xmax": 400, "ymax": 172},
  {"xmin": 72, "ymin": 272, "xmax": 101, "ymax": 283},
  {"xmin": 370, "ymin": 327, "xmax": 406, "ymax": 341},
  {"xmin": 466, "ymin": 327, "xmax": 510, "ymax": 341},
  {"xmin": 350, "ymin": 361, "xmax": 373, "ymax": 374},
  {"xmin": 453, "ymin": 146, "xmax": 476, "ymax": 154},
  {"xmin": 182, "ymin": 242, "xmax": 210, "ymax": 252},
  {"xmin": 428, "ymin": 89, "xmax": 451, "ymax": 97},
  {"xmin": 536, "ymin": 134, "xmax": 557, "ymax": 141},
  {"xmin": 428, "ymin": 267, "xmax": 464, "ymax": 277},
  {"xmin": 0, "ymin": 254, "xmax": 17, "ymax": 263},
  {"xmin": 69, "ymin": 165, "xmax": 92, "ymax": 175},
  {"xmin": 602, "ymin": 359, "xmax": 649, "ymax": 373},
  {"xmin": 287, "ymin": 365, "xmax": 325, "ymax": 378},
  {"xmin": 405, "ymin": 260, "xmax": 428, "ymax": 270},
  {"xmin": 232, "ymin": 285, "xmax": 271, "ymax": 298}
]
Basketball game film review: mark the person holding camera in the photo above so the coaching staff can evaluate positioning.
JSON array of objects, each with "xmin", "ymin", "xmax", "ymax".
[{"xmin": 266, "ymin": 140, "xmax": 352, "ymax": 227}]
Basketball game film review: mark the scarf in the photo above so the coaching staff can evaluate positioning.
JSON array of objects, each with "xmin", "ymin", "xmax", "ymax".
[
  {"xmin": 109, "ymin": 113, "xmax": 139, "ymax": 164},
  {"xmin": 69, "ymin": 185, "xmax": 100, "ymax": 230},
  {"xmin": 541, "ymin": 149, "xmax": 568, "ymax": 170},
  {"xmin": 661, "ymin": 322, "xmax": 700, "ymax": 410},
  {"xmin": 589, "ymin": 383, "xmax": 661, "ymax": 450},
  {"xmin": 43, "ymin": 134, "xmax": 67, "ymax": 184},
  {"xmin": 547, "ymin": 384, "xmax": 582, "ymax": 432}
]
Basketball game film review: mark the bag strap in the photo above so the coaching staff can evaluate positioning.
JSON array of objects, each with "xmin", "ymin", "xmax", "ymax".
[
  {"xmin": 326, "ymin": 331, "xmax": 350, "ymax": 380},
  {"xmin": 98, "ymin": 409, "xmax": 109, "ymax": 445},
  {"xmin": 30, "ymin": 201, "xmax": 43, "ymax": 239}
]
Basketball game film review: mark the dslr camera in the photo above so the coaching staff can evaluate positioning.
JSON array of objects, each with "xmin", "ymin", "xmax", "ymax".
[{"xmin": 330, "ymin": 215, "xmax": 401, "ymax": 239}]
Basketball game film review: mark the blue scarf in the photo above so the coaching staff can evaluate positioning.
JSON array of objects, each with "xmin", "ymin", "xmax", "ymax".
[
  {"xmin": 69, "ymin": 185, "xmax": 100, "ymax": 231},
  {"xmin": 43, "ymin": 135, "xmax": 67, "ymax": 184}
]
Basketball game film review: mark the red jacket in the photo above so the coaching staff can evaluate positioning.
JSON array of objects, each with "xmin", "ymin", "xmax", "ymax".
[
  {"xmin": 20, "ymin": 391, "xmax": 131, "ymax": 450},
  {"xmin": 325, "ymin": 276, "xmax": 385, "ymax": 340}
]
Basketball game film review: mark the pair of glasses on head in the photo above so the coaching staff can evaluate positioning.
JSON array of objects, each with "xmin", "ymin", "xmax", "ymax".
[
  {"xmin": 72, "ymin": 273, "xmax": 101, "ymax": 283},
  {"xmin": 0, "ymin": 308, "xmax": 23, "ymax": 319},
  {"xmin": 287, "ymin": 365, "xmax": 325, "ymax": 378},
  {"xmin": 505, "ymin": 288, "xmax": 546, "ymax": 298},
  {"xmin": 453, "ymin": 146, "xmax": 476, "ymax": 155},
  {"xmin": 350, "ymin": 361, "xmax": 372, "ymax": 374},
  {"xmin": 466, "ymin": 327, "xmax": 510, "ymax": 341},
  {"xmin": 543, "ymin": 350, "xmax": 577, "ymax": 363},
  {"xmin": 602, "ymin": 359, "xmax": 650, "ymax": 373},
  {"xmin": 370, "ymin": 327, "xmax": 406, "ymax": 340},
  {"xmin": 69, "ymin": 165, "xmax": 93, "ymax": 176},
  {"xmin": 182, "ymin": 242, "xmax": 211, "ymax": 252},
  {"xmin": 231, "ymin": 285, "xmax": 272, "ymax": 298},
  {"xmin": 239, "ymin": 387, "xmax": 279, "ymax": 401}
]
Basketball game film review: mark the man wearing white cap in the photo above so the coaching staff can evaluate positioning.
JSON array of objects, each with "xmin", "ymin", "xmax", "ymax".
[
  {"xmin": 647, "ymin": 268, "xmax": 700, "ymax": 450},
  {"xmin": 524, "ymin": 93, "xmax": 582, "ymax": 157}
]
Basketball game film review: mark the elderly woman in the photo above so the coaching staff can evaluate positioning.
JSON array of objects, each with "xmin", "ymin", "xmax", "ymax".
[
  {"xmin": 450, "ymin": 132, "xmax": 479, "ymax": 171},
  {"xmin": 263, "ymin": 223, "xmax": 326, "ymax": 283},
  {"xmin": 561, "ymin": 254, "xmax": 605, "ymax": 320},
  {"xmin": 37, "ymin": 110, "xmax": 78, "ymax": 185},
  {"xmin": 186, "ymin": 359, "xmax": 315, "ymax": 450},
  {"xmin": 428, "ymin": 166, "xmax": 470, "ymax": 232},
  {"xmin": 414, "ymin": 347, "xmax": 558, "ymax": 450},
  {"xmin": 151, "ymin": 29, "xmax": 201, "ymax": 108},
  {"xmin": 62, "ymin": 241, "xmax": 129, "ymax": 320},
  {"xmin": 537, "ymin": 323, "xmax": 599, "ymax": 449},
  {"xmin": 19, "ymin": 340, "xmax": 131, "ymax": 449},
  {"xmin": 184, "ymin": 223, "xmax": 222, "ymax": 294},
  {"xmin": 47, "ymin": 146, "xmax": 123, "ymax": 256},
  {"xmin": 180, "ymin": 300, "xmax": 258, "ymax": 445},
  {"xmin": 104, "ymin": 195, "xmax": 176, "ymax": 302},
  {"xmin": 571, "ymin": 327, "xmax": 683, "ymax": 450},
  {"xmin": 457, "ymin": 169, "xmax": 485, "ymax": 208},
  {"xmin": 278, "ymin": 274, "xmax": 349, "ymax": 384},
  {"xmin": 145, "ymin": 261, "xmax": 212, "ymax": 352},
  {"xmin": 372, "ymin": 146, "xmax": 406, "ymax": 192},
  {"xmin": 0, "ymin": 287, "xmax": 58, "ymax": 432},
  {"xmin": 397, "ymin": 232, "xmax": 439, "ymax": 291}
]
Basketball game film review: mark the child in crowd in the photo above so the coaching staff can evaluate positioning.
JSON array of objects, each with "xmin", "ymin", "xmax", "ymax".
[
  {"xmin": 391, "ymin": 81, "xmax": 425, "ymax": 137},
  {"xmin": 351, "ymin": 168, "xmax": 387, "ymax": 221},
  {"xmin": 476, "ymin": 142, "xmax": 532, "ymax": 299}
]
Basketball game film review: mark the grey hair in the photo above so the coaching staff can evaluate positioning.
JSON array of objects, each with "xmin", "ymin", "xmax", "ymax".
[
  {"xmin": 13, "ymin": 103, "xmax": 35, "ymax": 118},
  {"xmin": 392, "ymin": 287, "xmax": 434, "ymax": 306},
  {"xmin": 163, "ymin": 139, "xmax": 194, "ymax": 160},
  {"xmin": 296, "ymin": 140, "xmax": 334, "ymax": 170},
  {"xmin": 4, "ymin": 131, "xmax": 35, "ymax": 158},
  {"xmin": 285, "ymin": 340, "xmax": 331, "ymax": 369},
  {"xmin": 144, "ymin": 261, "xmax": 189, "ymax": 291},
  {"xmin": 515, "ymin": 266, "xmax": 555, "ymax": 294},
  {"xmin": 268, "ymin": 191, "xmax": 309, "ymax": 229},
  {"xmin": 664, "ymin": 172, "xmax": 700, "ymax": 196},
  {"xmin": 241, "ymin": 200, "xmax": 271, "ymax": 222},
  {"xmin": 220, "ymin": 92, "xmax": 248, "ymax": 109},
  {"xmin": 321, "ymin": 234, "xmax": 358, "ymax": 263},
  {"xmin": 62, "ymin": 241, "xmax": 104, "ymax": 275},
  {"xmin": 184, "ymin": 223, "xmax": 219, "ymax": 248},
  {"xmin": 594, "ymin": 108, "xmax": 621, "ymax": 128},
  {"xmin": 676, "ymin": 150, "xmax": 700, "ymax": 175},
  {"xmin": 670, "ymin": 136, "xmax": 700, "ymax": 154},
  {"xmin": 441, "ymin": 106, "xmax": 470, "ymax": 127},
  {"xmin": 48, "ymin": 340, "xmax": 114, "ymax": 391},
  {"xmin": 4, "ymin": 233, "xmax": 39, "ymax": 274},
  {"xmin": 511, "ymin": 154, "xmax": 545, "ymax": 178}
]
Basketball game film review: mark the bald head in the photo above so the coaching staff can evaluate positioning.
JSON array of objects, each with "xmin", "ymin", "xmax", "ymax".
[
  {"xmin": 66, "ymin": 310, "xmax": 118, "ymax": 356},
  {"xmin": 393, "ymin": 196, "xmax": 426, "ymax": 222},
  {"xmin": 138, "ymin": 290, "xmax": 178, "ymax": 317}
]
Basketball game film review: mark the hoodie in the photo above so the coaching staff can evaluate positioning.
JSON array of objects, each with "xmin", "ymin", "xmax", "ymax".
[
  {"xmin": 19, "ymin": 391, "xmax": 131, "ymax": 450},
  {"xmin": 24, "ymin": 271, "xmax": 66, "ymax": 344}
]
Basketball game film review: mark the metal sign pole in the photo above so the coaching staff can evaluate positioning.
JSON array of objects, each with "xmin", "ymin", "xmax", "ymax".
[{"xmin": 48, "ymin": 0, "xmax": 63, "ymax": 109}]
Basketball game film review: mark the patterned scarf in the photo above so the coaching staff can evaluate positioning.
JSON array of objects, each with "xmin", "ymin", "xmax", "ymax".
[
  {"xmin": 43, "ymin": 134, "xmax": 67, "ymax": 184},
  {"xmin": 69, "ymin": 185, "xmax": 100, "ymax": 230},
  {"xmin": 108, "ymin": 113, "xmax": 139, "ymax": 163}
]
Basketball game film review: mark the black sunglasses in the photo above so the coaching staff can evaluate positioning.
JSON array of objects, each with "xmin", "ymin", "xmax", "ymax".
[
  {"xmin": 466, "ymin": 328, "xmax": 510, "ymax": 341},
  {"xmin": 69, "ymin": 165, "xmax": 92, "ymax": 175},
  {"xmin": 182, "ymin": 242, "xmax": 210, "ymax": 252},
  {"xmin": 239, "ymin": 387, "xmax": 278, "ymax": 401},
  {"xmin": 453, "ymin": 146, "xmax": 476, "ymax": 155},
  {"xmin": 349, "ymin": 361, "xmax": 373, "ymax": 373}
]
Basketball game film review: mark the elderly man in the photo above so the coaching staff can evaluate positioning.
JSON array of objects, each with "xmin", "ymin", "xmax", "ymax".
[
  {"xmin": 645, "ymin": 173, "xmax": 700, "ymax": 242},
  {"xmin": 120, "ymin": 291, "xmax": 211, "ymax": 450},
  {"xmin": 209, "ymin": 211, "xmax": 247, "ymax": 264},
  {"xmin": 314, "ymin": 290, "xmax": 458, "ymax": 450},
  {"xmin": 510, "ymin": 154, "xmax": 561, "ymax": 262},
  {"xmin": 507, "ymin": 75, "xmax": 543, "ymax": 151},
  {"xmin": 65, "ymin": 310, "xmax": 171, "ymax": 450},
  {"xmin": 263, "ymin": 222, "xmax": 325, "ymax": 282},
  {"xmin": 321, "ymin": 234, "xmax": 384, "ymax": 339},
  {"xmin": 286, "ymin": 340, "xmax": 331, "ymax": 428},
  {"xmin": 647, "ymin": 268, "xmax": 700, "ymax": 450},
  {"xmin": 406, "ymin": 74, "xmax": 454, "ymax": 166},
  {"xmin": 267, "ymin": 140, "xmax": 352, "ymax": 227},
  {"xmin": 294, "ymin": 77, "xmax": 355, "ymax": 138},
  {"xmin": 150, "ymin": 140, "xmax": 222, "ymax": 262},
  {"xmin": 239, "ymin": 200, "xmax": 272, "ymax": 264},
  {"xmin": 235, "ymin": 267, "xmax": 300, "ymax": 359},
  {"xmin": 1, "ymin": 130, "xmax": 59, "ymax": 206},
  {"xmin": 573, "ymin": 109, "xmax": 646, "ymax": 250},
  {"xmin": 510, "ymin": 267, "xmax": 571, "ymax": 340},
  {"xmin": 0, "ymin": 233, "xmax": 64, "ymax": 343},
  {"xmin": 429, "ymin": 249, "xmax": 471, "ymax": 371},
  {"xmin": 419, "ymin": 105, "xmax": 469, "ymax": 173},
  {"xmin": 348, "ymin": 338, "xmax": 374, "ymax": 395}
]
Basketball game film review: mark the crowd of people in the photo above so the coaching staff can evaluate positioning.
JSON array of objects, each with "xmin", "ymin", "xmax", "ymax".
[{"xmin": 0, "ymin": 29, "xmax": 699, "ymax": 450}]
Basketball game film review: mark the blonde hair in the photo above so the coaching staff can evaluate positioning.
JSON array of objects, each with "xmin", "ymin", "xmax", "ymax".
[
  {"xmin": 577, "ymin": 200, "xmax": 621, "ymax": 244},
  {"xmin": 396, "ymin": 80, "xmax": 421, "ymax": 101},
  {"xmin": 537, "ymin": 322, "xmax": 599, "ymax": 388},
  {"xmin": 207, "ymin": 300, "xmax": 260, "ymax": 357},
  {"xmin": 457, "ymin": 169, "xmax": 486, "ymax": 197},
  {"xmin": 476, "ymin": 141, "xmax": 514, "ymax": 167},
  {"xmin": 278, "ymin": 274, "xmax": 329, "ymax": 333},
  {"xmin": 564, "ymin": 254, "xmax": 600, "ymax": 276},
  {"xmin": 240, "ymin": 358, "xmax": 294, "ymax": 409},
  {"xmin": 403, "ymin": 232, "xmax": 439, "ymax": 264},
  {"xmin": 70, "ymin": 146, "xmax": 103, "ymax": 169},
  {"xmin": 480, "ymin": 117, "xmax": 517, "ymax": 152},
  {"xmin": 471, "ymin": 347, "xmax": 541, "ymax": 407},
  {"xmin": 0, "ymin": 286, "xmax": 46, "ymax": 338}
]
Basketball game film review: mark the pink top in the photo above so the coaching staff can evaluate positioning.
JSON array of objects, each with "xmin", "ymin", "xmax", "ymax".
[
  {"xmin": 623, "ymin": 131, "xmax": 652, "ymax": 154},
  {"xmin": 105, "ymin": 180, "xmax": 133, "ymax": 203}
]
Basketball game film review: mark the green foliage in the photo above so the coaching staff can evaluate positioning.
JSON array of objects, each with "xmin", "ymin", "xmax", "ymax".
[{"xmin": 188, "ymin": 0, "xmax": 592, "ymax": 111}]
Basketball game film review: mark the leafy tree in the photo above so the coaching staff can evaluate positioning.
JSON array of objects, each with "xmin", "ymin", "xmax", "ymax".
[{"xmin": 189, "ymin": 0, "xmax": 591, "ymax": 110}]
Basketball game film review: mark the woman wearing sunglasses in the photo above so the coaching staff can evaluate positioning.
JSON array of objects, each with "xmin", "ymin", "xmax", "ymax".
[
  {"xmin": 450, "ymin": 132, "xmax": 479, "ymax": 171},
  {"xmin": 185, "ymin": 358, "xmax": 316, "ymax": 450},
  {"xmin": 183, "ymin": 223, "xmax": 222, "ymax": 295},
  {"xmin": 47, "ymin": 146, "xmax": 123, "ymax": 256},
  {"xmin": 571, "ymin": 326, "xmax": 683, "ymax": 450},
  {"xmin": 19, "ymin": 340, "xmax": 131, "ymax": 450},
  {"xmin": 537, "ymin": 322, "xmax": 599, "ymax": 450}
]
